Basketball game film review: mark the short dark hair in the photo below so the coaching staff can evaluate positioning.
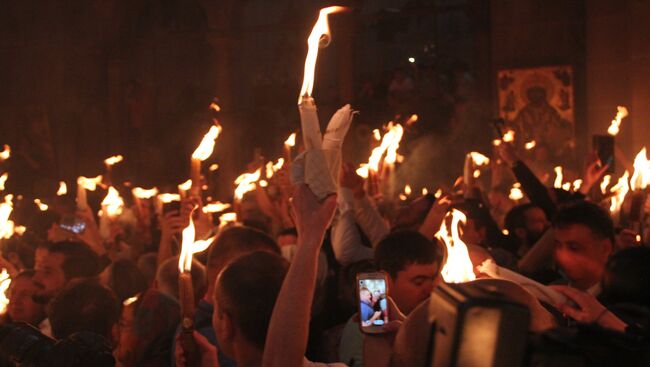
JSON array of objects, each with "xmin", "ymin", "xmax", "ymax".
[
  {"xmin": 601, "ymin": 246, "xmax": 650, "ymax": 307},
  {"xmin": 217, "ymin": 251, "xmax": 288, "ymax": 350},
  {"xmin": 207, "ymin": 226, "xmax": 279, "ymax": 271},
  {"xmin": 49, "ymin": 279, "xmax": 120, "ymax": 340},
  {"xmin": 105, "ymin": 258, "xmax": 148, "ymax": 303},
  {"xmin": 48, "ymin": 241, "xmax": 100, "ymax": 280},
  {"xmin": 504, "ymin": 203, "xmax": 539, "ymax": 233},
  {"xmin": 374, "ymin": 230, "xmax": 443, "ymax": 279},
  {"xmin": 552, "ymin": 201, "xmax": 615, "ymax": 244}
]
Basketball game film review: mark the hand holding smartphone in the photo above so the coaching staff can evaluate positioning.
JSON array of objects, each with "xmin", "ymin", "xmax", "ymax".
[{"xmin": 357, "ymin": 272, "xmax": 389, "ymax": 334}]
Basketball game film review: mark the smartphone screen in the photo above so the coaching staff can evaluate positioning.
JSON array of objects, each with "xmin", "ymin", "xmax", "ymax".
[
  {"xmin": 357, "ymin": 272, "xmax": 389, "ymax": 334},
  {"xmin": 60, "ymin": 216, "xmax": 87, "ymax": 234}
]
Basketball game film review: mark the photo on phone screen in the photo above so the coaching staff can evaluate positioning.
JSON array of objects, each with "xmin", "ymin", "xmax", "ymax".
[
  {"xmin": 357, "ymin": 272, "xmax": 389, "ymax": 334},
  {"xmin": 60, "ymin": 216, "xmax": 86, "ymax": 234}
]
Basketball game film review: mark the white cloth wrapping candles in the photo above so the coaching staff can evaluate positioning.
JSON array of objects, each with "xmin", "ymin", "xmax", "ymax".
[
  {"xmin": 477, "ymin": 259, "xmax": 567, "ymax": 306},
  {"xmin": 294, "ymin": 103, "xmax": 355, "ymax": 200}
]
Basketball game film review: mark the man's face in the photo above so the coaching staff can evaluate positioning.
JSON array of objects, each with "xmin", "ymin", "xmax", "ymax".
[
  {"xmin": 524, "ymin": 207, "xmax": 549, "ymax": 242},
  {"xmin": 8, "ymin": 276, "xmax": 45, "ymax": 325},
  {"xmin": 389, "ymin": 262, "xmax": 439, "ymax": 315},
  {"xmin": 360, "ymin": 289, "xmax": 372, "ymax": 303},
  {"xmin": 32, "ymin": 252, "xmax": 67, "ymax": 304},
  {"xmin": 554, "ymin": 224, "xmax": 612, "ymax": 290}
]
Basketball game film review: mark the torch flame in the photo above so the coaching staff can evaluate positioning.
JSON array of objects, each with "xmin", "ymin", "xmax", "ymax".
[
  {"xmin": 572, "ymin": 179, "xmax": 583, "ymax": 191},
  {"xmin": 234, "ymin": 168, "xmax": 262, "ymax": 201},
  {"xmin": 101, "ymin": 187, "xmax": 124, "ymax": 218},
  {"xmin": 509, "ymin": 183, "xmax": 524, "ymax": 201},
  {"xmin": 57, "ymin": 181, "xmax": 67, "ymax": 196},
  {"xmin": 77, "ymin": 175, "xmax": 103, "ymax": 191},
  {"xmin": 554, "ymin": 166, "xmax": 564, "ymax": 189},
  {"xmin": 502, "ymin": 129, "xmax": 515, "ymax": 143},
  {"xmin": 0, "ymin": 173, "xmax": 7, "ymax": 191},
  {"xmin": 0, "ymin": 195, "xmax": 14, "ymax": 239},
  {"xmin": 630, "ymin": 148, "xmax": 650, "ymax": 191},
  {"xmin": 284, "ymin": 133, "xmax": 297, "ymax": 147},
  {"xmin": 372, "ymin": 129, "xmax": 381, "ymax": 141},
  {"xmin": 178, "ymin": 207, "xmax": 217, "ymax": 273},
  {"xmin": 132, "ymin": 187, "xmax": 159, "ymax": 199},
  {"xmin": 33, "ymin": 199, "xmax": 48, "ymax": 211},
  {"xmin": 298, "ymin": 6, "xmax": 347, "ymax": 103},
  {"xmin": 192, "ymin": 124, "xmax": 223, "ymax": 161},
  {"xmin": 104, "ymin": 155, "xmax": 124, "ymax": 166},
  {"xmin": 178, "ymin": 179, "xmax": 192, "ymax": 192},
  {"xmin": 607, "ymin": 106, "xmax": 629, "ymax": 136},
  {"xmin": 265, "ymin": 158, "xmax": 285, "ymax": 179},
  {"xmin": 0, "ymin": 269, "xmax": 11, "ymax": 315},
  {"xmin": 202, "ymin": 202, "xmax": 231, "ymax": 214},
  {"xmin": 525, "ymin": 140, "xmax": 537, "ymax": 150},
  {"xmin": 0, "ymin": 145, "xmax": 10, "ymax": 161},
  {"xmin": 469, "ymin": 152, "xmax": 490, "ymax": 166},
  {"xmin": 357, "ymin": 123, "xmax": 404, "ymax": 177},
  {"xmin": 610, "ymin": 171, "xmax": 630, "ymax": 213},
  {"xmin": 601, "ymin": 175, "xmax": 612, "ymax": 194},
  {"xmin": 436, "ymin": 209, "xmax": 476, "ymax": 283}
]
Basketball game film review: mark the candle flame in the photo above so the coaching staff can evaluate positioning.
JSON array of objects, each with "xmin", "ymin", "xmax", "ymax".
[
  {"xmin": 101, "ymin": 187, "xmax": 124, "ymax": 218},
  {"xmin": 434, "ymin": 189, "xmax": 443, "ymax": 199},
  {"xmin": 404, "ymin": 185, "xmax": 412, "ymax": 196},
  {"xmin": 492, "ymin": 139, "xmax": 502, "ymax": 147},
  {"xmin": 13, "ymin": 225, "xmax": 26, "ymax": 236},
  {"xmin": 607, "ymin": 106, "xmax": 629, "ymax": 136},
  {"xmin": 132, "ymin": 187, "xmax": 158, "ymax": 199},
  {"xmin": 234, "ymin": 168, "xmax": 262, "ymax": 200},
  {"xmin": 469, "ymin": 152, "xmax": 490, "ymax": 166},
  {"xmin": 202, "ymin": 201, "xmax": 231, "ymax": 214},
  {"xmin": 0, "ymin": 173, "xmax": 7, "ymax": 191},
  {"xmin": 219, "ymin": 212, "xmax": 237, "ymax": 229},
  {"xmin": 473, "ymin": 170, "xmax": 481, "ymax": 178},
  {"xmin": 572, "ymin": 179, "xmax": 583, "ymax": 191},
  {"xmin": 209, "ymin": 102, "xmax": 221, "ymax": 112},
  {"xmin": 0, "ymin": 269, "xmax": 11, "ymax": 315},
  {"xmin": 372, "ymin": 129, "xmax": 381, "ymax": 141},
  {"xmin": 265, "ymin": 158, "xmax": 285, "ymax": 179},
  {"xmin": 509, "ymin": 183, "xmax": 524, "ymax": 201},
  {"xmin": 525, "ymin": 140, "xmax": 537, "ymax": 150},
  {"xmin": 554, "ymin": 166, "xmax": 564, "ymax": 189},
  {"xmin": 0, "ymin": 195, "xmax": 14, "ymax": 239},
  {"xmin": 0, "ymin": 145, "xmax": 10, "ymax": 161},
  {"xmin": 422, "ymin": 188, "xmax": 428, "ymax": 195},
  {"xmin": 209, "ymin": 164, "xmax": 220, "ymax": 172},
  {"xmin": 298, "ymin": 6, "xmax": 347, "ymax": 103},
  {"xmin": 178, "ymin": 179, "xmax": 192, "ymax": 192},
  {"xmin": 179, "ymin": 207, "xmax": 217, "ymax": 273},
  {"xmin": 600, "ymin": 175, "xmax": 612, "ymax": 194},
  {"xmin": 357, "ymin": 122, "xmax": 405, "ymax": 177},
  {"xmin": 192, "ymin": 124, "xmax": 222, "ymax": 161},
  {"xmin": 502, "ymin": 129, "xmax": 515, "ymax": 143},
  {"xmin": 123, "ymin": 295, "xmax": 139, "ymax": 307},
  {"xmin": 158, "ymin": 193, "xmax": 181, "ymax": 203},
  {"xmin": 610, "ymin": 171, "xmax": 630, "ymax": 213},
  {"xmin": 77, "ymin": 175, "xmax": 103, "ymax": 191},
  {"xmin": 284, "ymin": 133, "xmax": 297, "ymax": 147},
  {"xmin": 436, "ymin": 209, "xmax": 476, "ymax": 283},
  {"xmin": 57, "ymin": 181, "xmax": 67, "ymax": 196},
  {"xmin": 405, "ymin": 114, "xmax": 418, "ymax": 126},
  {"xmin": 104, "ymin": 155, "xmax": 124, "ymax": 166},
  {"xmin": 630, "ymin": 147, "xmax": 650, "ymax": 191},
  {"xmin": 33, "ymin": 199, "xmax": 48, "ymax": 211}
]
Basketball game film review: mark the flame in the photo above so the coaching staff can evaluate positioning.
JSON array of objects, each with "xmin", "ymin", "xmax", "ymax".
[
  {"xmin": 422, "ymin": 188, "xmax": 428, "ymax": 195},
  {"xmin": 554, "ymin": 166, "xmax": 564, "ymax": 189},
  {"xmin": 492, "ymin": 139, "xmax": 502, "ymax": 146},
  {"xmin": 473, "ymin": 169, "xmax": 481, "ymax": 178},
  {"xmin": 179, "ymin": 208, "xmax": 218, "ymax": 273},
  {"xmin": 132, "ymin": 187, "xmax": 158, "ymax": 199},
  {"xmin": 436, "ymin": 209, "xmax": 476, "ymax": 283},
  {"xmin": 600, "ymin": 175, "xmax": 612, "ymax": 194},
  {"xmin": 0, "ymin": 195, "xmax": 14, "ymax": 239},
  {"xmin": 178, "ymin": 179, "xmax": 192, "ymax": 192},
  {"xmin": 630, "ymin": 148, "xmax": 650, "ymax": 191},
  {"xmin": 0, "ymin": 173, "xmax": 7, "ymax": 191},
  {"xmin": 104, "ymin": 155, "xmax": 124, "ymax": 166},
  {"xmin": 209, "ymin": 102, "xmax": 221, "ymax": 112},
  {"xmin": 384, "ymin": 123, "xmax": 404, "ymax": 165},
  {"xmin": 404, "ymin": 185, "xmax": 412, "ymax": 196},
  {"xmin": 234, "ymin": 168, "xmax": 262, "ymax": 200},
  {"xmin": 502, "ymin": 129, "xmax": 515, "ymax": 143},
  {"xmin": 13, "ymin": 225, "xmax": 26, "ymax": 236},
  {"xmin": 101, "ymin": 187, "xmax": 124, "ymax": 218},
  {"xmin": 0, "ymin": 269, "xmax": 11, "ymax": 315},
  {"xmin": 0, "ymin": 145, "xmax": 10, "ymax": 161},
  {"xmin": 406, "ymin": 114, "xmax": 418, "ymax": 126},
  {"xmin": 372, "ymin": 129, "xmax": 381, "ymax": 141},
  {"xmin": 209, "ymin": 164, "xmax": 220, "ymax": 172},
  {"xmin": 525, "ymin": 140, "xmax": 537, "ymax": 150},
  {"xmin": 562, "ymin": 182, "xmax": 571, "ymax": 191},
  {"xmin": 123, "ymin": 295, "xmax": 139, "ymax": 307},
  {"xmin": 57, "ymin": 181, "xmax": 67, "ymax": 196},
  {"xmin": 192, "ymin": 124, "xmax": 223, "ymax": 161},
  {"xmin": 284, "ymin": 133, "xmax": 297, "ymax": 147},
  {"xmin": 607, "ymin": 106, "xmax": 629, "ymax": 136},
  {"xmin": 509, "ymin": 183, "xmax": 524, "ymax": 201},
  {"xmin": 610, "ymin": 171, "xmax": 630, "ymax": 213},
  {"xmin": 357, "ymin": 122, "xmax": 405, "ymax": 177},
  {"xmin": 77, "ymin": 175, "xmax": 103, "ymax": 191},
  {"xmin": 219, "ymin": 212, "xmax": 237, "ymax": 228},
  {"xmin": 434, "ymin": 189, "xmax": 443, "ymax": 199},
  {"xmin": 299, "ymin": 6, "xmax": 347, "ymax": 103},
  {"xmin": 572, "ymin": 179, "xmax": 583, "ymax": 191},
  {"xmin": 265, "ymin": 158, "xmax": 285, "ymax": 179},
  {"xmin": 33, "ymin": 199, "xmax": 48, "ymax": 211},
  {"xmin": 158, "ymin": 193, "xmax": 181, "ymax": 203},
  {"xmin": 202, "ymin": 201, "xmax": 231, "ymax": 214},
  {"xmin": 469, "ymin": 152, "xmax": 490, "ymax": 166}
]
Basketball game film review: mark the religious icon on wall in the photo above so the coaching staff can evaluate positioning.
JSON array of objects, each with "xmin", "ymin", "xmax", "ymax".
[{"xmin": 497, "ymin": 65, "xmax": 575, "ymax": 161}]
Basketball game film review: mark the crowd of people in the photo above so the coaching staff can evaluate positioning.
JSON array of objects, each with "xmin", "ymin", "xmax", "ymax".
[{"xmin": 0, "ymin": 111, "xmax": 650, "ymax": 367}]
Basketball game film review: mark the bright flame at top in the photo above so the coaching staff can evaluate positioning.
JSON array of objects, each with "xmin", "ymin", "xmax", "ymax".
[
  {"xmin": 607, "ymin": 106, "xmax": 629, "ymax": 136},
  {"xmin": 57, "ymin": 181, "xmax": 67, "ymax": 196},
  {"xmin": 525, "ymin": 140, "xmax": 537, "ymax": 150},
  {"xmin": 202, "ymin": 202, "xmax": 231, "ymax": 214},
  {"xmin": 298, "ymin": 6, "xmax": 347, "ymax": 103},
  {"xmin": 178, "ymin": 179, "xmax": 192, "ymax": 192},
  {"xmin": 209, "ymin": 164, "xmax": 220, "ymax": 172},
  {"xmin": 469, "ymin": 152, "xmax": 490, "ymax": 166},
  {"xmin": 192, "ymin": 125, "xmax": 222, "ymax": 161},
  {"xmin": 284, "ymin": 133, "xmax": 297, "ymax": 147},
  {"xmin": 132, "ymin": 187, "xmax": 159, "ymax": 199},
  {"xmin": 102, "ymin": 187, "xmax": 124, "ymax": 218},
  {"xmin": 502, "ymin": 129, "xmax": 515, "ymax": 143},
  {"xmin": 600, "ymin": 175, "xmax": 612, "ymax": 194},
  {"xmin": 34, "ymin": 199, "xmax": 48, "ymax": 211},
  {"xmin": 436, "ymin": 209, "xmax": 476, "ymax": 283},
  {"xmin": 406, "ymin": 114, "xmax": 418, "ymax": 126},
  {"xmin": 234, "ymin": 168, "xmax": 262, "ymax": 201},
  {"xmin": 0, "ymin": 173, "xmax": 7, "ymax": 191},
  {"xmin": 610, "ymin": 171, "xmax": 630, "ymax": 213},
  {"xmin": 554, "ymin": 166, "xmax": 564, "ymax": 189},
  {"xmin": 178, "ymin": 208, "xmax": 217, "ymax": 273},
  {"xmin": 158, "ymin": 193, "xmax": 181, "ymax": 203},
  {"xmin": 77, "ymin": 175, "xmax": 103, "ymax": 191},
  {"xmin": 356, "ymin": 122, "xmax": 405, "ymax": 178},
  {"xmin": 0, "ymin": 195, "xmax": 14, "ymax": 239},
  {"xmin": 509, "ymin": 182, "xmax": 524, "ymax": 201},
  {"xmin": 404, "ymin": 185, "xmax": 412, "ymax": 196},
  {"xmin": 0, "ymin": 145, "xmax": 10, "ymax": 161},
  {"xmin": 0, "ymin": 269, "xmax": 11, "ymax": 315},
  {"xmin": 630, "ymin": 148, "xmax": 650, "ymax": 191},
  {"xmin": 104, "ymin": 155, "xmax": 124, "ymax": 166},
  {"xmin": 209, "ymin": 101, "xmax": 221, "ymax": 112}
]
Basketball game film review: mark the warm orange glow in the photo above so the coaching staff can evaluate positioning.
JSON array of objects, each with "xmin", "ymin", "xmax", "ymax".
[
  {"xmin": 436, "ymin": 209, "xmax": 476, "ymax": 283},
  {"xmin": 298, "ymin": 6, "xmax": 347, "ymax": 103},
  {"xmin": 0, "ymin": 195, "xmax": 14, "ymax": 239},
  {"xmin": 192, "ymin": 124, "xmax": 223, "ymax": 161},
  {"xmin": 0, "ymin": 145, "xmax": 10, "ymax": 161},
  {"xmin": 572, "ymin": 179, "xmax": 583, "ymax": 191},
  {"xmin": 178, "ymin": 179, "xmax": 192, "ymax": 192},
  {"xmin": 132, "ymin": 187, "xmax": 158, "ymax": 199},
  {"xmin": 158, "ymin": 193, "xmax": 181, "ymax": 203},
  {"xmin": 492, "ymin": 139, "xmax": 502, "ymax": 147},
  {"xmin": 234, "ymin": 168, "xmax": 262, "ymax": 200},
  {"xmin": 525, "ymin": 140, "xmax": 536, "ymax": 150},
  {"xmin": 630, "ymin": 148, "xmax": 650, "ymax": 191},
  {"xmin": 0, "ymin": 173, "xmax": 7, "ymax": 191},
  {"xmin": 406, "ymin": 114, "xmax": 418, "ymax": 126},
  {"xmin": 404, "ymin": 184, "xmax": 412, "ymax": 196},
  {"xmin": 33, "ymin": 199, "xmax": 48, "ymax": 211},
  {"xmin": 77, "ymin": 175, "xmax": 103, "ymax": 191},
  {"xmin": 554, "ymin": 166, "xmax": 564, "ymax": 189},
  {"xmin": 607, "ymin": 106, "xmax": 629, "ymax": 136},
  {"xmin": 434, "ymin": 189, "xmax": 443, "ymax": 199},
  {"xmin": 610, "ymin": 171, "xmax": 630, "ymax": 213},
  {"xmin": 13, "ymin": 225, "xmax": 26, "ymax": 236},
  {"xmin": 502, "ymin": 129, "xmax": 515, "ymax": 143},
  {"xmin": 219, "ymin": 212, "xmax": 237, "ymax": 229},
  {"xmin": 265, "ymin": 158, "xmax": 285, "ymax": 179},
  {"xmin": 372, "ymin": 129, "xmax": 381, "ymax": 141},
  {"xmin": 0, "ymin": 269, "xmax": 11, "ymax": 315},
  {"xmin": 357, "ymin": 122, "xmax": 405, "ymax": 178},
  {"xmin": 209, "ymin": 163, "xmax": 220, "ymax": 172},
  {"xmin": 101, "ymin": 187, "xmax": 124, "ymax": 218},
  {"xmin": 179, "ymin": 207, "xmax": 218, "ymax": 273},
  {"xmin": 284, "ymin": 133, "xmax": 297, "ymax": 147},
  {"xmin": 57, "ymin": 181, "xmax": 67, "ymax": 196},
  {"xmin": 469, "ymin": 152, "xmax": 490, "ymax": 166},
  {"xmin": 209, "ymin": 102, "xmax": 221, "ymax": 112},
  {"xmin": 104, "ymin": 155, "xmax": 124, "ymax": 166},
  {"xmin": 422, "ymin": 188, "xmax": 429, "ymax": 195},
  {"xmin": 202, "ymin": 201, "xmax": 231, "ymax": 214},
  {"xmin": 509, "ymin": 183, "xmax": 524, "ymax": 201},
  {"xmin": 600, "ymin": 175, "xmax": 611, "ymax": 194}
]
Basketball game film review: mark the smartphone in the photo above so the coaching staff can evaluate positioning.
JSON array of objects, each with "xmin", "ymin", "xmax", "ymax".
[
  {"xmin": 593, "ymin": 135, "xmax": 615, "ymax": 174},
  {"xmin": 60, "ymin": 215, "xmax": 87, "ymax": 234},
  {"xmin": 357, "ymin": 272, "xmax": 389, "ymax": 334},
  {"xmin": 162, "ymin": 200, "xmax": 181, "ymax": 215}
]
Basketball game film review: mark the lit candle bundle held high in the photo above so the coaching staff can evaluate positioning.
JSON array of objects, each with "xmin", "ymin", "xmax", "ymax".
[{"xmin": 190, "ymin": 124, "xmax": 222, "ymax": 197}]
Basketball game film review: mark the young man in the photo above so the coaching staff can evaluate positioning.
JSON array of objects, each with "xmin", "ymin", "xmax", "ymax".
[
  {"xmin": 553, "ymin": 201, "xmax": 614, "ymax": 294},
  {"xmin": 6, "ymin": 270, "xmax": 46, "ymax": 326},
  {"xmin": 504, "ymin": 203, "xmax": 549, "ymax": 257}
]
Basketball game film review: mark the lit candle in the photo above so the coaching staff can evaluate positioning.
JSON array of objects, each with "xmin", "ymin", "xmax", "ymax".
[{"xmin": 190, "ymin": 125, "xmax": 222, "ymax": 197}]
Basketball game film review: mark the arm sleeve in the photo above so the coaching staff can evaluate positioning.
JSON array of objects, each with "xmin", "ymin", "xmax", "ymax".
[
  {"xmin": 330, "ymin": 188, "xmax": 375, "ymax": 266},
  {"xmin": 352, "ymin": 196, "xmax": 390, "ymax": 247},
  {"xmin": 512, "ymin": 160, "xmax": 557, "ymax": 218}
]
